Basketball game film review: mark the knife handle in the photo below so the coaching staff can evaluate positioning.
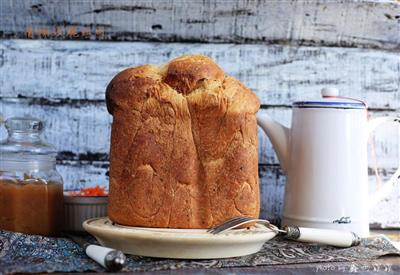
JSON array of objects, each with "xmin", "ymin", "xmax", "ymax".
[
  {"xmin": 85, "ymin": 244, "xmax": 126, "ymax": 271},
  {"xmin": 284, "ymin": 226, "xmax": 361, "ymax": 247}
]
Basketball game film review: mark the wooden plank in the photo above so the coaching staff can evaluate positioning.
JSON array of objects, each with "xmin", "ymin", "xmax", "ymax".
[
  {"xmin": 258, "ymin": 108, "xmax": 400, "ymax": 170},
  {"xmin": 59, "ymin": 163, "xmax": 287, "ymax": 224},
  {"xmin": 1, "ymin": 98, "xmax": 398, "ymax": 227},
  {"xmin": 57, "ymin": 161, "xmax": 109, "ymax": 191},
  {"xmin": 1, "ymin": 39, "xmax": 399, "ymax": 108},
  {"xmin": 1, "ymin": 0, "xmax": 399, "ymax": 49},
  {"xmin": 262, "ymin": 166, "xmax": 400, "ymax": 226},
  {"xmin": 1, "ymin": 99, "xmax": 398, "ymax": 169},
  {"xmin": 55, "ymin": 161, "xmax": 400, "ymax": 227},
  {"xmin": 370, "ymin": 185, "xmax": 400, "ymax": 229},
  {"xmin": 259, "ymin": 165, "xmax": 285, "ymax": 224},
  {"xmin": 0, "ymin": 98, "xmax": 112, "ymax": 156}
]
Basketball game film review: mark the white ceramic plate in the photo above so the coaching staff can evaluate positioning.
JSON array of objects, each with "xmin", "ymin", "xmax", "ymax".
[{"xmin": 83, "ymin": 217, "xmax": 278, "ymax": 259}]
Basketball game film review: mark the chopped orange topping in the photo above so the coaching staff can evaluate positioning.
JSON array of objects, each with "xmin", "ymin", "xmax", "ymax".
[{"xmin": 65, "ymin": 185, "xmax": 108, "ymax": 196}]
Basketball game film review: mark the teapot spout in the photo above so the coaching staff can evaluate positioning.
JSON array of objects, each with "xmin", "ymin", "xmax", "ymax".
[{"xmin": 257, "ymin": 113, "xmax": 291, "ymax": 173}]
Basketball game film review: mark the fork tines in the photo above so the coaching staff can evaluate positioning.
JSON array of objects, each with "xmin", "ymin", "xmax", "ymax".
[{"xmin": 207, "ymin": 216, "xmax": 255, "ymax": 234}]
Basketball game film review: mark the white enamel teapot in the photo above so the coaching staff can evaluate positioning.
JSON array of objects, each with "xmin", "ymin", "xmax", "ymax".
[{"xmin": 257, "ymin": 87, "xmax": 400, "ymax": 237}]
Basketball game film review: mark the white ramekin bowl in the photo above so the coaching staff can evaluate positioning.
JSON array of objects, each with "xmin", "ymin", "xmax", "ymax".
[{"xmin": 64, "ymin": 196, "xmax": 108, "ymax": 232}]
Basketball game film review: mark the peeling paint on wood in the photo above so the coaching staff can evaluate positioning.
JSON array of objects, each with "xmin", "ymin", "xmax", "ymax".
[
  {"xmin": 0, "ymin": 101, "xmax": 397, "ymax": 226},
  {"xmin": 1, "ymin": 40, "xmax": 400, "ymax": 108},
  {"xmin": 259, "ymin": 165, "xmax": 286, "ymax": 225},
  {"xmin": 58, "ymin": 161, "xmax": 110, "ymax": 191},
  {"xmin": 55, "ymin": 162, "xmax": 400, "ymax": 227},
  {"xmin": 0, "ymin": 36, "xmax": 398, "ymax": 226},
  {"xmin": 257, "ymin": 108, "xmax": 400, "ymax": 170},
  {"xmin": 0, "ymin": 98, "xmax": 112, "ymax": 155},
  {"xmin": 1, "ymin": 99, "xmax": 398, "ymax": 169},
  {"xmin": 1, "ymin": 96, "xmax": 398, "ymax": 227},
  {"xmin": 369, "ymin": 169, "xmax": 400, "ymax": 228},
  {"xmin": 0, "ymin": 0, "xmax": 399, "ymax": 49}
]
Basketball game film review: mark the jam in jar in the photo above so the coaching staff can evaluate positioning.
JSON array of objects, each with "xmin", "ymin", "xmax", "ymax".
[{"xmin": 0, "ymin": 117, "xmax": 64, "ymax": 236}]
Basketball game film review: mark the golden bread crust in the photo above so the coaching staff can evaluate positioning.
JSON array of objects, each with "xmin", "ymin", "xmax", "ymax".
[{"xmin": 106, "ymin": 55, "xmax": 260, "ymax": 228}]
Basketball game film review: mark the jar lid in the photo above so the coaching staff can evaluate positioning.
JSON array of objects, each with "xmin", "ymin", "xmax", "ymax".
[
  {"xmin": 293, "ymin": 87, "xmax": 366, "ymax": 109},
  {"xmin": 5, "ymin": 117, "xmax": 44, "ymax": 132},
  {"xmin": 0, "ymin": 117, "xmax": 56, "ymax": 156}
]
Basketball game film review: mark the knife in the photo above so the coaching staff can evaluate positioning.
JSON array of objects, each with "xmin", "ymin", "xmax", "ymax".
[
  {"xmin": 66, "ymin": 233, "xmax": 126, "ymax": 271},
  {"xmin": 283, "ymin": 226, "xmax": 361, "ymax": 247}
]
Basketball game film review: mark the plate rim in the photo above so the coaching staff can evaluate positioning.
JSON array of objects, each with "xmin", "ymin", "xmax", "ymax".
[{"xmin": 83, "ymin": 217, "xmax": 278, "ymax": 242}]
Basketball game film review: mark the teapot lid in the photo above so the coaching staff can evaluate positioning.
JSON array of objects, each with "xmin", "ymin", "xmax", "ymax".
[{"xmin": 293, "ymin": 87, "xmax": 367, "ymax": 109}]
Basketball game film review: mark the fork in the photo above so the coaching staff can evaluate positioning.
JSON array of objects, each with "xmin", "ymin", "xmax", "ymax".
[
  {"xmin": 208, "ymin": 216, "xmax": 361, "ymax": 248},
  {"xmin": 207, "ymin": 216, "xmax": 286, "ymax": 234}
]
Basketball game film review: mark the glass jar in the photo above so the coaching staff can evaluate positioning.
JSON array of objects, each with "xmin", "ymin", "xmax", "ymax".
[{"xmin": 0, "ymin": 117, "xmax": 64, "ymax": 236}]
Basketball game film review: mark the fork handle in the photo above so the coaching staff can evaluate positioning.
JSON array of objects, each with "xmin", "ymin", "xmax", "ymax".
[{"xmin": 284, "ymin": 226, "xmax": 361, "ymax": 247}]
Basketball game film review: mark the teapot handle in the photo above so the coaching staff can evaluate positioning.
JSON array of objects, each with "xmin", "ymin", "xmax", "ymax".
[{"xmin": 368, "ymin": 116, "xmax": 400, "ymax": 207}]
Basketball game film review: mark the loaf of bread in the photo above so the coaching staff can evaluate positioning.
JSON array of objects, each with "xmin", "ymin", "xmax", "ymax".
[{"xmin": 106, "ymin": 55, "xmax": 260, "ymax": 228}]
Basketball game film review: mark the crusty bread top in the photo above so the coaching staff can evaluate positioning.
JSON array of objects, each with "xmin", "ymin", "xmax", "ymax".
[
  {"xmin": 106, "ymin": 55, "xmax": 260, "ymax": 228},
  {"xmin": 106, "ymin": 55, "xmax": 260, "ymax": 116}
]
